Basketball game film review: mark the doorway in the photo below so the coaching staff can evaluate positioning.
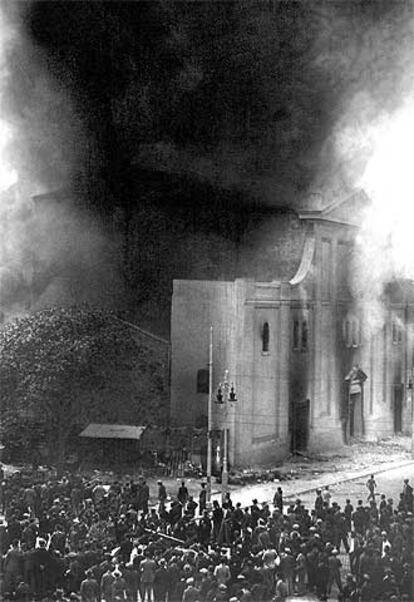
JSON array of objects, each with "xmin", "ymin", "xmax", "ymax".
[
  {"xmin": 290, "ymin": 399, "xmax": 310, "ymax": 452},
  {"xmin": 349, "ymin": 387, "xmax": 363, "ymax": 437},
  {"xmin": 393, "ymin": 384, "xmax": 403, "ymax": 433},
  {"xmin": 344, "ymin": 366, "xmax": 367, "ymax": 442}
]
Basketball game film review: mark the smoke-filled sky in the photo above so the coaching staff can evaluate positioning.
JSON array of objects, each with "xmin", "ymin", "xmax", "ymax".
[
  {"xmin": 19, "ymin": 1, "xmax": 414, "ymax": 204},
  {"xmin": 1, "ymin": 1, "xmax": 414, "ymax": 333}
]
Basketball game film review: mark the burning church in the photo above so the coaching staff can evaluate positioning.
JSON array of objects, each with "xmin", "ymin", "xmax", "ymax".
[{"xmin": 170, "ymin": 189, "xmax": 414, "ymax": 467}]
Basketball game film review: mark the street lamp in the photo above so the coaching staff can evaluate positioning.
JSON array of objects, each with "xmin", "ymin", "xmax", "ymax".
[
  {"xmin": 215, "ymin": 370, "xmax": 237, "ymax": 504},
  {"xmin": 206, "ymin": 326, "xmax": 213, "ymax": 508},
  {"xmin": 407, "ymin": 371, "xmax": 414, "ymax": 455}
]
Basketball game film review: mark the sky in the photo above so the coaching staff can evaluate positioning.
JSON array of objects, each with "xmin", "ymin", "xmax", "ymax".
[{"xmin": 1, "ymin": 1, "xmax": 414, "ymax": 333}]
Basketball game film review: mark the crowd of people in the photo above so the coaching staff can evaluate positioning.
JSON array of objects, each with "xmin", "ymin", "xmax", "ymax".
[{"xmin": 0, "ymin": 466, "xmax": 412, "ymax": 602}]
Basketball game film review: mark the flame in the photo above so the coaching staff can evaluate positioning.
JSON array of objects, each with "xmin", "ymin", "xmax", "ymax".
[
  {"xmin": 0, "ymin": 119, "xmax": 17, "ymax": 191},
  {"xmin": 0, "ymin": 6, "xmax": 18, "ymax": 194},
  {"xmin": 360, "ymin": 104, "xmax": 414, "ymax": 278}
]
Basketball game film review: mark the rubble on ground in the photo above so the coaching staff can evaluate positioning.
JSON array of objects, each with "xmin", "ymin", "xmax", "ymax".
[{"xmin": 224, "ymin": 437, "xmax": 411, "ymax": 487}]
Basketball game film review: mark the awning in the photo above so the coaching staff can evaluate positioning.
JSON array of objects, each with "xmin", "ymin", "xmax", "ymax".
[{"xmin": 80, "ymin": 424, "xmax": 146, "ymax": 440}]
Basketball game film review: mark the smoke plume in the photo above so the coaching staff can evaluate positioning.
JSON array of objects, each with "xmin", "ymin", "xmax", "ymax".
[
  {"xmin": 0, "ymin": 2, "xmax": 123, "ymax": 323},
  {"xmin": 328, "ymin": 2, "xmax": 414, "ymax": 331}
]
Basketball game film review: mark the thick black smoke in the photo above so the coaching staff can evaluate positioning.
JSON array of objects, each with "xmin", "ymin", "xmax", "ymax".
[
  {"xmin": 24, "ymin": 1, "xmax": 414, "ymax": 206},
  {"xmin": 2, "ymin": 1, "xmax": 413, "ymax": 333}
]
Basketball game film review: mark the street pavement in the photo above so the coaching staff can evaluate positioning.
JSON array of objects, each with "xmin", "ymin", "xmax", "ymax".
[
  {"xmin": 143, "ymin": 438, "xmax": 414, "ymax": 510},
  {"xmin": 288, "ymin": 461, "xmax": 414, "ymax": 510},
  {"xmin": 210, "ymin": 457, "xmax": 414, "ymax": 509}
]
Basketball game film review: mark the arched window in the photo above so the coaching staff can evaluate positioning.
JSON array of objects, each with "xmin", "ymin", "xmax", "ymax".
[{"xmin": 262, "ymin": 322, "xmax": 270, "ymax": 353}]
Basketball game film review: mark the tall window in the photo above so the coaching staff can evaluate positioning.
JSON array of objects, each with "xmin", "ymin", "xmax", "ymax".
[
  {"xmin": 392, "ymin": 320, "xmax": 403, "ymax": 345},
  {"xmin": 351, "ymin": 320, "xmax": 359, "ymax": 347},
  {"xmin": 301, "ymin": 320, "xmax": 308, "ymax": 351},
  {"xmin": 293, "ymin": 318, "xmax": 309, "ymax": 352},
  {"xmin": 262, "ymin": 322, "xmax": 270, "ymax": 353},
  {"xmin": 344, "ymin": 320, "xmax": 351, "ymax": 347},
  {"xmin": 293, "ymin": 320, "xmax": 300, "ymax": 350},
  {"xmin": 196, "ymin": 369, "xmax": 209, "ymax": 394},
  {"xmin": 343, "ymin": 316, "xmax": 361, "ymax": 348}
]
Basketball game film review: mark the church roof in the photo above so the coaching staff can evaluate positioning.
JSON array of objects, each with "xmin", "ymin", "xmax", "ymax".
[{"xmin": 297, "ymin": 189, "xmax": 371, "ymax": 226}]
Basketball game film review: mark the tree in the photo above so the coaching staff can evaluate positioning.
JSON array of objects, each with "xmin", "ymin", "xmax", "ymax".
[{"xmin": 0, "ymin": 305, "xmax": 163, "ymax": 473}]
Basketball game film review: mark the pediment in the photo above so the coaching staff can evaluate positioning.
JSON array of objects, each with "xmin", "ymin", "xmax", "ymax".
[{"xmin": 298, "ymin": 188, "xmax": 371, "ymax": 226}]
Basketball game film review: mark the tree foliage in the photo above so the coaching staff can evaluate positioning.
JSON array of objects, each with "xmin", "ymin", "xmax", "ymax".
[{"xmin": 0, "ymin": 306, "xmax": 167, "ymax": 467}]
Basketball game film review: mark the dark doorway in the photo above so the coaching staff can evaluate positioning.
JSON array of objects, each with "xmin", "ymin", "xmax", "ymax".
[
  {"xmin": 290, "ymin": 399, "xmax": 310, "ymax": 452},
  {"xmin": 349, "ymin": 389, "xmax": 363, "ymax": 437},
  {"xmin": 393, "ymin": 384, "xmax": 403, "ymax": 433},
  {"xmin": 344, "ymin": 366, "xmax": 367, "ymax": 442}
]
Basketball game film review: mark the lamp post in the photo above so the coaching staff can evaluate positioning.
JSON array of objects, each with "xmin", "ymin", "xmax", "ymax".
[
  {"xmin": 407, "ymin": 371, "xmax": 414, "ymax": 456},
  {"xmin": 215, "ymin": 370, "xmax": 237, "ymax": 504},
  {"xmin": 206, "ymin": 326, "xmax": 213, "ymax": 508}
]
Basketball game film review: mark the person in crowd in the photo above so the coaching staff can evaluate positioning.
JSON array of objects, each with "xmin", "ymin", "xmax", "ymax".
[
  {"xmin": 140, "ymin": 549, "xmax": 156, "ymax": 602},
  {"xmin": 366, "ymin": 474, "xmax": 377, "ymax": 502},
  {"xmin": 199, "ymin": 483, "xmax": 207, "ymax": 515},
  {"xmin": 111, "ymin": 569, "xmax": 128, "ymax": 602},
  {"xmin": 314, "ymin": 489, "xmax": 324, "ymax": 518},
  {"xmin": 79, "ymin": 568, "xmax": 99, "ymax": 602},
  {"xmin": 273, "ymin": 487, "xmax": 283, "ymax": 513},
  {"xmin": 177, "ymin": 481, "xmax": 189, "ymax": 506},
  {"xmin": 322, "ymin": 486, "xmax": 332, "ymax": 507},
  {"xmin": 402, "ymin": 478, "xmax": 413, "ymax": 512},
  {"xmin": 157, "ymin": 481, "xmax": 167, "ymax": 506},
  {"xmin": 182, "ymin": 576, "xmax": 200, "ymax": 602},
  {"xmin": 327, "ymin": 548, "xmax": 343, "ymax": 596},
  {"xmin": 2, "ymin": 540, "xmax": 23, "ymax": 597}
]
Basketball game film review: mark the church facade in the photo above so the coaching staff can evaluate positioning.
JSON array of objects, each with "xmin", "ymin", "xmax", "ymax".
[{"xmin": 170, "ymin": 192, "xmax": 414, "ymax": 467}]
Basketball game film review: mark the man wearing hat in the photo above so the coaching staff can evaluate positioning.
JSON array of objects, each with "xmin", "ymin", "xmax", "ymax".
[
  {"xmin": 199, "ymin": 482, "xmax": 207, "ymax": 515},
  {"xmin": 214, "ymin": 583, "xmax": 229, "ymax": 602},
  {"xmin": 154, "ymin": 558, "xmax": 169, "ymax": 602},
  {"xmin": 214, "ymin": 557, "xmax": 231, "ymax": 588},
  {"xmin": 157, "ymin": 481, "xmax": 167, "ymax": 504},
  {"xmin": 32, "ymin": 538, "xmax": 53, "ymax": 598},
  {"xmin": 140, "ymin": 550, "xmax": 156, "ymax": 602},
  {"xmin": 177, "ymin": 481, "xmax": 189, "ymax": 505},
  {"xmin": 280, "ymin": 547, "xmax": 295, "ymax": 596},
  {"xmin": 273, "ymin": 487, "xmax": 283, "ymax": 513},
  {"xmin": 182, "ymin": 577, "xmax": 200, "ymax": 602},
  {"xmin": 111, "ymin": 569, "xmax": 128, "ymax": 602},
  {"xmin": 250, "ymin": 500, "xmax": 261, "ymax": 528},
  {"xmin": 79, "ymin": 568, "xmax": 99, "ymax": 602},
  {"xmin": 402, "ymin": 478, "xmax": 413, "ymax": 512},
  {"xmin": 100, "ymin": 564, "xmax": 115, "ymax": 602},
  {"xmin": 274, "ymin": 573, "xmax": 288, "ymax": 602},
  {"xmin": 198, "ymin": 567, "xmax": 215, "ymax": 600},
  {"xmin": 2, "ymin": 540, "xmax": 23, "ymax": 598},
  {"xmin": 341, "ymin": 574, "xmax": 357, "ymax": 602},
  {"xmin": 327, "ymin": 548, "xmax": 342, "ymax": 596}
]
